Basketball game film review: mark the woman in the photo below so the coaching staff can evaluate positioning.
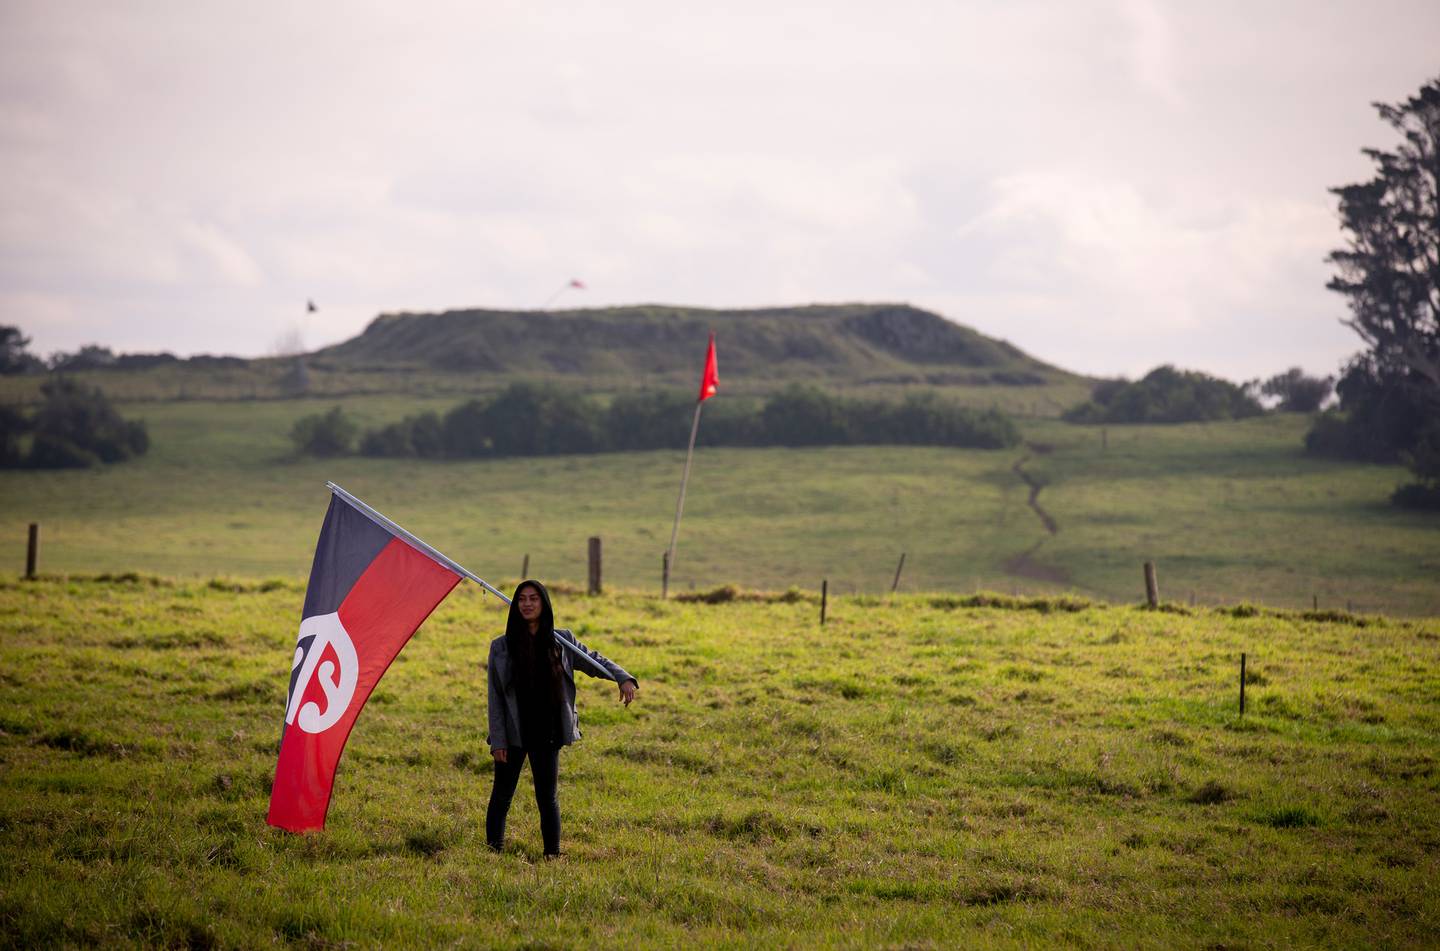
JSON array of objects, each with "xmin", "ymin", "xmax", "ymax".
[{"xmin": 486, "ymin": 579, "xmax": 638, "ymax": 857}]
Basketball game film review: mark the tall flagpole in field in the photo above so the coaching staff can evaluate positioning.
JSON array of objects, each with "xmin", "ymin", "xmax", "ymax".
[{"xmin": 663, "ymin": 332, "xmax": 718, "ymax": 598}]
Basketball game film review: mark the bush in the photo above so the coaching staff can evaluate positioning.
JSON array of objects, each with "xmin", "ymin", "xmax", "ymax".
[
  {"xmin": 1259, "ymin": 368, "xmax": 1333, "ymax": 413},
  {"xmin": 606, "ymin": 391, "xmax": 695, "ymax": 451},
  {"xmin": 18, "ymin": 377, "xmax": 149, "ymax": 469},
  {"xmin": 1304, "ymin": 355, "xmax": 1434, "ymax": 466},
  {"xmin": 0, "ymin": 403, "xmax": 27, "ymax": 466},
  {"xmin": 1391, "ymin": 483, "xmax": 1440, "ymax": 510},
  {"xmin": 290, "ymin": 407, "xmax": 357, "ymax": 457},
  {"xmin": 359, "ymin": 412, "xmax": 443, "ymax": 458},
  {"xmin": 1064, "ymin": 366, "xmax": 1263, "ymax": 424},
  {"xmin": 356, "ymin": 382, "xmax": 1021, "ymax": 459}
]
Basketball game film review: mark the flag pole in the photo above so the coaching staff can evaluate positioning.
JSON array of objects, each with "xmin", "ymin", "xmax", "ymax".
[
  {"xmin": 325, "ymin": 481, "xmax": 511, "ymax": 603},
  {"xmin": 324, "ymin": 482, "xmax": 611, "ymax": 667},
  {"xmin": 663, "ymin": 400, "xmax": 703, "ymax": 598}
]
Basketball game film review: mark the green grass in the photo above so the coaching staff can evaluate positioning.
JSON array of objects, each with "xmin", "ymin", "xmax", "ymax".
[
  {"xmin": 0, "ymin": 398, "xmax": 1436, "ymax": 614},
  {"xmin": 1, "ymin": 577, "xmax": 1437, "ymax": 947}
]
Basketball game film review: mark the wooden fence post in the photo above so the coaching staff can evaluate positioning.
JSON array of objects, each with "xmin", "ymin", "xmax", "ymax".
[
  {"xmin": 520, "ymin": 553, "xmax": 529, "ymax": 580},
  {"xmin": 587, "ymin": 537, "xmax": 602, "ymax": 596},
  {"xmin": 891, "ymin": 553, "xmax": 906, "ymax": 593},
  {"xmin": 820, "ymin": 579, "xmax": 828, "ymax": 626},
  {"xmin": 25, "ymin": 523, "xmax": 39, "ymax": 580},
  {"xmin": 1143, "ymin": 561, "xmax": 1159, "ymax": 608},
  {"xmin": 1239, "ymin": 652, "xmax": 1247, "ymax": 716},
  {"xmin": 662, "ymin": 551, "xmax": 670, "ymax": 599}
]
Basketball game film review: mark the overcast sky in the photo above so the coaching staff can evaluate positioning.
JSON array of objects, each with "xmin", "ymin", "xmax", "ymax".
[{"xmin": 2, "ymin": 2, "xmax": 1437, "ymax": 381}]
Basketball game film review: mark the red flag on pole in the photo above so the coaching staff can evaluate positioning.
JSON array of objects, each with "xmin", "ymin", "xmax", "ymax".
[
  {"xmin": 267, "ymin": 492, "xmax": 461, "ymax": 833},
  {"xmin": 698, "ymin": 332, "xmax": 718, "ymax": 402}
]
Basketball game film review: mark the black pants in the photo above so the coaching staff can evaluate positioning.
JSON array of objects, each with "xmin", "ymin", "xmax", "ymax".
[{"xmin": 486, "ymin": 746, "xmax": 561, "ymax": 855}]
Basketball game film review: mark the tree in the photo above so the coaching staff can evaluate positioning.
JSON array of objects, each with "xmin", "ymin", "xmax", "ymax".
[
  {"xmin": 49, "ymin": 345, "xmax": 117, "ymax": 371},
  {"xmin": 1062, "ymin": 366, "xmax": 1262, "ymax": 424},
  {"xmin": 1311, "ymin": 76, "xmax": 1440, "ymax": 504},
  {"xmin": 22, "ymin": 378, "xmax": 149, "ymax": 468},
  {"xmin": 0, "ymin": 326, "xmax": 43, "ymax": 375},
  {"xmin": 290, "ymin": 407, "xmax": 357, "ymax": 457},
  {"xmin": 1259, "ymin": 368, "xmax": 1333, "ymax": 413}
]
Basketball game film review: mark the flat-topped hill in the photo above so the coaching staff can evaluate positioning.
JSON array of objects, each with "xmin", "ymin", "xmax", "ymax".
[{"xmin": 310, "ymin": 303, "xmax": 1073, "ymax": 387}]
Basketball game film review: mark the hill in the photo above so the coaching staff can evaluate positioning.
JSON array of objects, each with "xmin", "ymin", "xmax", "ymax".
[
  {"xmin": 0, "ymin": 304, "xmax": 1091, "ymax": 410},
  {"xmin": 311, "ymin": 303, "xmax": 1073, "ymax": 388}
]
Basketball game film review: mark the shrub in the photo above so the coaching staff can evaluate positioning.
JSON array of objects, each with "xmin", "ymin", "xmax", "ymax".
[
  {"xmin": 19, "ymin": 377, "xmax": 149, "ymax": 468},
  {"xmin": 360, "ymin": 411, "xmax": 443, "ymax": 458},
  {"xmin": 290, "ymin": 407, "xmax": 357, "ymax": 457},
  {"xmin": 1259, "ymin": 368, "xmax": 1333, "ymax": 413},
  {"xmin": 1064, "ymin": 366, "xmax": 1263, "ymax": 424}
]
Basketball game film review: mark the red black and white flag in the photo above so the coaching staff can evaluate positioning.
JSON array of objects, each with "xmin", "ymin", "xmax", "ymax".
[{"xmin": 267, "ymin": 490, "xmax": 462, "ymax": 833}]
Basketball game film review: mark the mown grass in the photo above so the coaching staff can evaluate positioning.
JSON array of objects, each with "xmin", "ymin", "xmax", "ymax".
[
  {"xmin": 1, "ymin": 398, "xmax": 1436, "ymax": 614},
  {"xmin": 1, "ymin": 576, "xmax": 1437, "ymax": 947}
]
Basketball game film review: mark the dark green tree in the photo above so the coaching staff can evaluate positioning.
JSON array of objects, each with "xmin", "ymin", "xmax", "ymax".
[
  {"xmin": 1063, "ymin": 366, "xmax": 1262, "ymax": 424},
  {"xmin": 1259, "ymin": 368, "xmax": 1333, "ymax": 413},
  {"xmin": 290, "ymin": 407, "xmax": 357, "ymax": 457},
  {"xmin": 0, "ymin": 326, "xmax": 42, "ymax": 375},
  {"xmin": 24, "ymin": 378, "xmax": 149, "ymax": 468},
  {"xmin": 1311, "ymin": 76, "xmax": 1440, "ymax": 504}
]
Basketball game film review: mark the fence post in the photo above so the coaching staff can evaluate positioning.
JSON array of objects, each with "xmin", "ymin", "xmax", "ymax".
[
  {"xmin": 891, "ymin": 553, "xmax": 906, "ymax": 593},
  {"xmin": 820, "ymin": 579, "xmax": 828, "ymax": 626},
  {"xmin": 1239, "ymin": 652, "xmax": 1247, "ymax": 716},
  {"xmin": 25, "ymin": 523, "xmax": 39, "ymax": 580},
  {"xmin": 661, "ymin": 550, "xmax": 670, "ymax": 599},
  {"xmin": 587, "ymin": 537, "xmax": 602, "ymax": 596},
  {"xmin": 1143, "ymin": 561, "xmax": 1159, "ymax": 608},
  {"xmin": 520, "ymin": 553, "xmax": 529, "ymax": 580}
]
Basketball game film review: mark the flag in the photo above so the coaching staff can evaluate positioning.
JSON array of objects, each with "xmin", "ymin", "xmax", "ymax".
[
  {"xmin": 267, "ymin": 492, "xmax": 461, "ymax": 833},
  {"xmin": 698, "ymin": 332, "xmax": 719, "ymax": 402}
]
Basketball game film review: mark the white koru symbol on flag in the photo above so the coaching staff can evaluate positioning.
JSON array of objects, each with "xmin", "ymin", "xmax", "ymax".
[{"xmin": 285, "ymin": 612, "xmax": 359, "ymax": 734}]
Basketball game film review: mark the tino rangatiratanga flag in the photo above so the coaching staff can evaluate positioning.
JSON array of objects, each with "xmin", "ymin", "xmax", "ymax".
[{"xmin": 267, "ymin": 491, "xmax": 461, "ymax": 833}]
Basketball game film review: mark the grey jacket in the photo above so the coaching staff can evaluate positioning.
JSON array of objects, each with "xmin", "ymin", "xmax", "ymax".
[{"xmin": 487, "ymin": 628, "xmax": 636, "ymax": 750}]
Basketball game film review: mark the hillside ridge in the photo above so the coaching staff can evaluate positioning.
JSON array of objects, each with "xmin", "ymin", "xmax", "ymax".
[{"xmin": 310, "ymin": 302, "xmax": 1074, "ymax": 386}]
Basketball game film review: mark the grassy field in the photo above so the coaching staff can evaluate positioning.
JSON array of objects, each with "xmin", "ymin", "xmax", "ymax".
[
  {"xmin": 1, "ymin": 577, "xmax": 1436, "ymax": 947},
  {"xmin": 0, "ymin": 397, "xmax": 1436, "ymax": 615}
]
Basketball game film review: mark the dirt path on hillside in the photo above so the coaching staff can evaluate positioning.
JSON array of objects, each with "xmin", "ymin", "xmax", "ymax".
[
  {"xmin": 1004, "ymin": 444, "xmax": 1068, "ymax": 584},
  {"xmin": 1012, "ymin": 445, "xmax": 1057, "ymax": 535}
]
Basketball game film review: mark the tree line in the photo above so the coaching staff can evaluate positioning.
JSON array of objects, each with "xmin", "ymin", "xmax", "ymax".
[{"xmin": 291, "ymin": 383, "xmax": 1021, "ymax": 459}]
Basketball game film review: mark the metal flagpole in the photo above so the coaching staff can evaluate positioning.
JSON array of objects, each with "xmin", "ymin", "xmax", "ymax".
[
  {"xmin": 663, "ymin": 400, "xmax": 704, "ymax": 598},
  {"xmin": 324, "ymin": 482, "xmax": 604, "ymax": 667}
]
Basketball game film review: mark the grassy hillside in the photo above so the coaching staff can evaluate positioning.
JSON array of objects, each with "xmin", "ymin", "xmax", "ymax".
[
  {"xmin": 0, "ymin": 303, "xmax": 1092, "ymax": 409},
  {"xmin": 316, "ymin": 303, "xmax": 1068, "ymax": 383},
  {"xmin": 1, "ymin": 579, "xmax": 1436, "ymax": 947},
  {"xmin": 0, "ymin": 398, "xmax": 1435, "ymax": 614}
]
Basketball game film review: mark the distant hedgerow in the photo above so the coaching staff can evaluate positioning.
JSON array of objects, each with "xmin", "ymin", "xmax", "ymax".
[{"xmin": 339, "ymin": 382, "xmax": 1020, "ymax": 459}]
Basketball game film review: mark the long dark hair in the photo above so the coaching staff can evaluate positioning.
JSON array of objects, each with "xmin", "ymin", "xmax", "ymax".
[{"xmin": 505, "ymin": 580, "xmax": 563, "ymax": 699}]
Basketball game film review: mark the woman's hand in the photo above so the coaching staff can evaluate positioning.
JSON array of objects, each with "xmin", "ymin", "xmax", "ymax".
[
  {"xmin": 619, "ymin": 680, "xmax": 638, "ymax": 707},
  {"xmin": 491, "ymin": 748, "xmax": 508, "ymax": 764}
]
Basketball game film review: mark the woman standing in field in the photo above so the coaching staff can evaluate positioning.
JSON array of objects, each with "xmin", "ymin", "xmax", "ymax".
[{"xmin": 486, "ymin": 580, "xmax": 638, "ymax": 857}]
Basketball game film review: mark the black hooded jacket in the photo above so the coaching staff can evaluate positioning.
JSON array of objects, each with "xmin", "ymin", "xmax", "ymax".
[{"xmin": 486, "ymin": 580, "xmax": 637, "ymax": 751}]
